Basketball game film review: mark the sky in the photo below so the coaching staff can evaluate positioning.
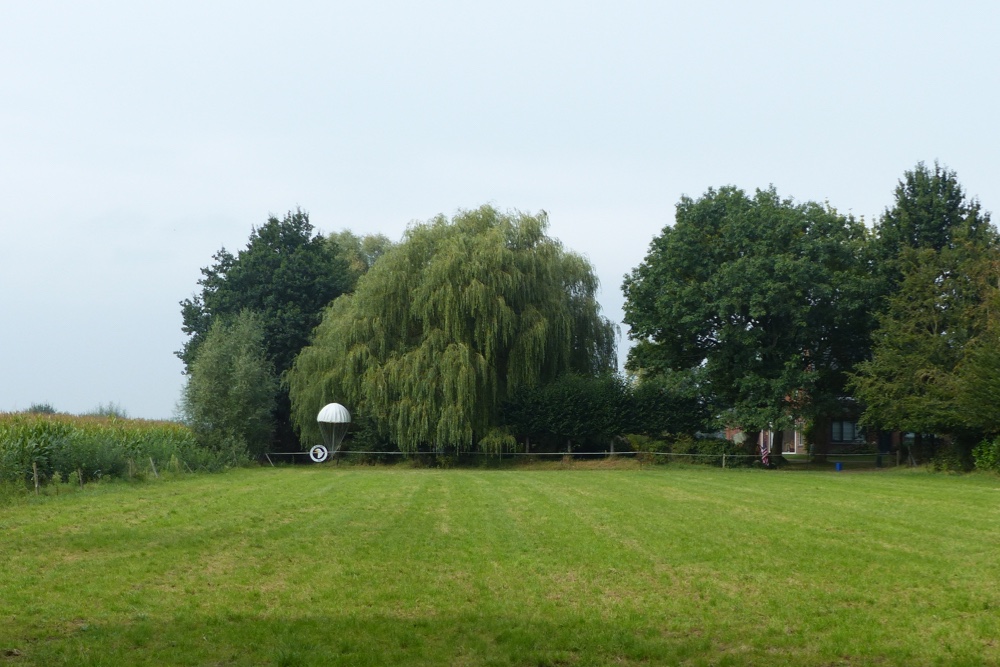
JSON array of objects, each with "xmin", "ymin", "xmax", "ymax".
[{"xmin": 2, "ymin": 0, "xmax": 999, "ymax": 419}]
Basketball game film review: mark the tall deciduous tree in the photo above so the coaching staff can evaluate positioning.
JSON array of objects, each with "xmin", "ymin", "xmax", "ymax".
[
  {"xmin": 852, "ymin": 163, "xmax": 997, "ymax": 463},
  {"xmin": 286, "ymin": 206, "xmax": 617, "ymax": 451},
  {"xmin": 850, "ymin": 246, "xmax": 985, "ymax": 437},
  {"xmin": 180, "ymin": 311, "xmax": 277, "ymax": 459},
  {"xmin": 179, "ymin": 209, "xmax": 350, "ymax": 448},
  {"xmin": 873, "ymin": 161, "xmax": 993, "ymax": 267},
  {"xmin": 179, "ymin": 210, "xmax": 349, "ymax": 374},
  {"xmin": 623, "ymin": 187, "xmax": 873, "ymax": 452},
  {"xmin": 958, "ymin": 330, "xmax": 1000, "ymax": 435}
]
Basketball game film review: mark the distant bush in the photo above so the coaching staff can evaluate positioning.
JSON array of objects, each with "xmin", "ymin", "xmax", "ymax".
[
  {"xmin": 336, "ymin": 414, "xmax": 398, "ymax": 463},
  {"xmin": 625, "ymin": 433, "xmax": 753, "ymax": 467},
  {"xmin": 26, "ymin": 403, "xmax": 57, "ymax": 414},
  {"xmin": 83, "ymin": 402, "xmax": 130, "ymax": 419},
  {"xmin": 623, "ymin": 433, "xmax": 669, "ymax": 465},
  {"xmin": 0, "ymin": 413, "xmax": 241, "ymax": 490},
  {"xmin": 973, "ymin": 437, "xmax": 1000, "ymax": 472},
  {"xmin": 623, "ymin": 433, "xmax": 669, "ymax": 453}
]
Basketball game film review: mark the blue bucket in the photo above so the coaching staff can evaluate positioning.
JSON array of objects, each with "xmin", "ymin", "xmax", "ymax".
[{"xmin": 835, "ymin": 462, "xmax": 843, "ymax": 472}]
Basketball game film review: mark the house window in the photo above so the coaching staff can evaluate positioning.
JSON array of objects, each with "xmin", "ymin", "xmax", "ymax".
[{"xmin": 831, "ymin": 421, "xmax": 861, "ymax": 443}]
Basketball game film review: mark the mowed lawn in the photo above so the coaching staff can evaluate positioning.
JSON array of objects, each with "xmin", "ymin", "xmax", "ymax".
[{"xmin": 2, "ymin": 465, "xmax": 999, "ymax": 666}]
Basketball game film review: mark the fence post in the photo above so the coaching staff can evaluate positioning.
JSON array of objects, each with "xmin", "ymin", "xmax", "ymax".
[
  {"xmin": 149, "ymin": 457, "xmax": 159, "ymax": 479},
  {"xmin": 33, "ymin": 462, "xmax": 39, "ymax": 495},
  {"xmin": 723, "ymin": 454, "xmax": 727, "ymax": 469}
]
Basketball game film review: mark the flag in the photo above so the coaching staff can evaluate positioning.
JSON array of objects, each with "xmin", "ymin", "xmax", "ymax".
[{"xmin": 760, "ymin": 433, "xmax": 770, "ymax": 467}]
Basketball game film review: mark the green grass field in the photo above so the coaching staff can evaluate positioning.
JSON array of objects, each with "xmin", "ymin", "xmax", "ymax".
[{"xmin": 2, "ymin": 464, "xmax": 999, "ymax": 666}]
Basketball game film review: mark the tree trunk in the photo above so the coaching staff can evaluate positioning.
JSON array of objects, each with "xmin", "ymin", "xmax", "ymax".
[
  {"xmin": 810, "ymin": 416, "xmax": 831, "ymax": 462},
  {"xmin": 912, "ymin": 433, "xmax": 924, "ymax": 465},
  {"xmin": 770, "ymin": 430, "xmax": 784, "ymax": 460}
]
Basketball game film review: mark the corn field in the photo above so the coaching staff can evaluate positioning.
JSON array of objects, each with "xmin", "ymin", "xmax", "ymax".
[{"xmin": 0, "ymin": 413, "xmax": 234, "ymax": 489}]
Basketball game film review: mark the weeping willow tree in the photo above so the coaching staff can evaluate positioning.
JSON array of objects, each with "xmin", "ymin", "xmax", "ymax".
[{"xmin": 286, "ymin": 206, "xmax": 617, "ymax": 452}]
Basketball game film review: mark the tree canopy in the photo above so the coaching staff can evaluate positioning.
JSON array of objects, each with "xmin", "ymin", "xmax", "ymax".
[
  {"xmin": 179, "ymin": 310, "xmax": 277, "ymax": 459},
  {"xmin": 286, "ymin": 205, "xmax": 617, "ymax": 451},
  {"xmin": 850, "ymin": 246, "xmax": 986, "ymax": 436},
  {"xmin": 326, "ymin": 230, "xmax": 395, "ymax": 293},
  {"xmin": 873, "ymin": 161, "xmax": 993, "ymax": 264},
  {"xmin": 179, "ymin": 209, "xmax": 350, "ymax": 448},
  {"xmin": 851, "ymin": 163, "xmax": 997, "ymax": 459},
  {"xmin": 852, "ymin": 163, "xmax": 998, "ymax": 459},
  {"xmin": 622, "ymin": 186, "xmax": 873, "ymax": 440},
  {"xmin": 179, "ymin": 209, "xmax": 350, "ymax": 376}
]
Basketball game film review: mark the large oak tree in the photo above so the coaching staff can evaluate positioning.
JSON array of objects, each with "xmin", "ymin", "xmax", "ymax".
[{"xmin": 623, "ymin": 187, "xmax": 873, "ymax": 454}]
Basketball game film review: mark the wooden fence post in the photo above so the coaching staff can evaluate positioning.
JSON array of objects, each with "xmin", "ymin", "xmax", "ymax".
[{"xmin": 32, "ymin": 462, "xmax": 39, "ymax": 495}]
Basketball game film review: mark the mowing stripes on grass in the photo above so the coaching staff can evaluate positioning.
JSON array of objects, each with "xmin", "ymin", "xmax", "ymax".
[{"xmin": 2, "ymin": 466, "xmax": 999, "ymax": 666}]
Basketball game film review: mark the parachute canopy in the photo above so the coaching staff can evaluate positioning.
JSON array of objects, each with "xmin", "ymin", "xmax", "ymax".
[{"xmin": 316, "ymin": 403, "xmax": 351, "ymax": 452}]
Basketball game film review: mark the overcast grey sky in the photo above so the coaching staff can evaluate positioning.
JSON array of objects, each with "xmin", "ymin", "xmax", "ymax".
[{"xmin": 2, "ymin": 1, "xmax": 998, "ymax": 419}]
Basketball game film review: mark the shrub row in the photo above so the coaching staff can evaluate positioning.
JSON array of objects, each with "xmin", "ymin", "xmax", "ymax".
[
  {"xmin": 625, "ymin": 434, "xmax": 759, "ymax": 467},
  {"xmin": 0, "ymin": 413, "xmax": 240, "ymax": 487},
  {"xmin": 973, "ymin": 436, "xmax": 1000, "ymax": 472}
]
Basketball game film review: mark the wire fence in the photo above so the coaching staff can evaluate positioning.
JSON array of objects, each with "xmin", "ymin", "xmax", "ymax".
[{"xmin": 263, "ymin": 449, "xmax": 903, "ymax": 469}]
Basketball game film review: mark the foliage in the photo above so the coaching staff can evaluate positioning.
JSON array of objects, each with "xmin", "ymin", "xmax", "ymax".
[
  {"xmin": 661, "ymin": 434, "xmax": 754, "ymax": 467},
  {"xmin": 477, "ymin": 428, "xmax": 518, "ymax": 455},
  {"xmin": 179, "ymin": 209, "xmax": 350, "ymax": 374},
  {"xmin": 628, "ymin": 370, "xmax": 711, "ymax": 437},
  {"xmin": 623, "ymin": 433, "xmax": 668, "ymax": 453},
  {"xmin": 872, "ymin": 161, "xmax": 994, "ymax": 272},
  {"xmin": 957, "ymin": 330, "xmax": 1000, "ymax": 435},
  {"xmin": 853, "ymin": 163, "xmax": 997, "ymax": 453},
  {"xmin": 179, "ymin": 209, "xmax": 350, "ymax": 448},
  {"xmin": 0, "ymin": 412, "xmax": 231, "ymax": 489},
  {"xmin": 287, "ymin": 205, "xmax": 617, "ymax": 451},
  {"xmin": 180, "ymin": 311, "xmax": 277, "ymax": 458},
  {"xmin": 623, "ymin": 186, "xmax": 873, "ymax": 435},
  {"xmin": 850, "ymin": 247, "xmax": 985, "ymax": 435},
  {"xmin": 955, "ymin": 253, "xmax": 1000, "ymax": 435},
  {"xmin": 502, "ymin": 373, "xmax": 630, "ymax": 451},
  {"xmin": 25, "ymin": 403, "xmax": 56, "ymax": 414},
  {"xmin": 326, "ymin": 229, "xmax": 395, "ymax": 292},
  {"xmin": 84, "ymin": 401, "xmax": 130, "ymax": 418},
  {"xmin": 972, "ymin": 436, "xmax": 1000, "ymax": 472},
  {"xmin": 501, "ymin": 371, "xmax": 709, "ymax": 451},
  {"xmin": 335, "ymin": 412, "xmax": 398, "ymax": 461}
]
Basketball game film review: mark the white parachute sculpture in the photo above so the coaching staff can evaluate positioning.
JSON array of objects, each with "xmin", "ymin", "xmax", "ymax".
[{"xmin": 309, "ymin": 403, "xmax": 351, "ymax": 463}]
